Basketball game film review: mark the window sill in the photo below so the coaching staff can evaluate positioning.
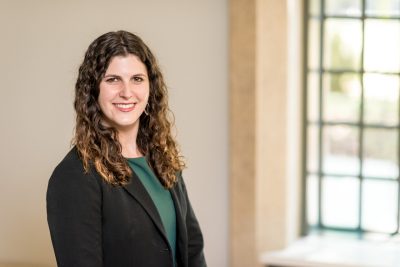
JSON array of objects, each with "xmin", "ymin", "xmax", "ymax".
[{"xmin": 260, "ymin": 235, "xmax": 400, "ymax": 267}]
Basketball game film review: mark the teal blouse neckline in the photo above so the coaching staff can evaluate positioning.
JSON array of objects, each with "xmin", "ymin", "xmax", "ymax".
[{"xmin": 126, "ymin": 156, "xmax": 177, "ymax": 264}]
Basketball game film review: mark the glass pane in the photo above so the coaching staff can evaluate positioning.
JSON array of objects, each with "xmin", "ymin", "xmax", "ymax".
[
  {"xmin": 322, "ymin": 126, "xmax": 360, "ymax": 176},
  {"xmin": 307, "ymin": 72, "xmax": 320, "ymax": 122},
  {"xmin": 366, "ymin": 0, "xmax": 400, "ymax": 16},
  {"xmin": 322, "ymin": 176, "xmax": 359, "ymax": 228},
  {"xmin": 307, "ymin": 125, "xmax": 319, "ymax": 173},
  {"xmin": 362, "ymin": 180, "xmax": 398, "ymax": 233},
  {"xmin": 364, "ymin": 74, "xmax": 399, "ymax": 126},
  {"xmin": 326, "ymin": 0, "xmax": 362, "ymax": 16},
  {"xmin": 307, "ymin": 175, "xmax": 319, "ymax": 226},
  {"xmin": 324, "ymin": 19, "xmax": 362, "ymax": 70},
  {"xmin": 364, "ymin": 19, "xmax": 400, "ymax": 73},
  {"xmin": 323, "ymin": 73, "xmax": 361, "ymax": 122},
  {"xmin": 363, "ymin": 128, "xmax": 398, "ymax": 179},
  {"xmin": 308, "ymin": 19, "xmax": 320, "ymax": 70},
  {"xmin": 309, "ymin": 0, "xmax": 321, "ymax": 16}
]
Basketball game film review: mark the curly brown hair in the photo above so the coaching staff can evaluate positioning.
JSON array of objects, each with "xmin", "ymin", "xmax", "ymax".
[{"xmin": 73, "ymin": 30, "xmax": 185, "ymax": 188}]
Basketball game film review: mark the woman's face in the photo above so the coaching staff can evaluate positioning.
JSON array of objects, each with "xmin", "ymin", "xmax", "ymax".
[{"xmin": 98, "ymin": 54, "xmax": 150, "ymax": 133}]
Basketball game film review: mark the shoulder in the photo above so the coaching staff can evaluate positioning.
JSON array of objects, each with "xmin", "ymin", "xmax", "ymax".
[
  {"xmin": 53, "ymin": 146, "xmax": 84, "ymax": 174},
  {"xmin": 48, "ymin": 147, "xmax": 101, "ymax": 195}
]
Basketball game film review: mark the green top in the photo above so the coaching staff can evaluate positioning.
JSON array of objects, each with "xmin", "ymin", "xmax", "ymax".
[{"xmin": 127, "ymin": 157, "xmax": 177, "ymax": 264}]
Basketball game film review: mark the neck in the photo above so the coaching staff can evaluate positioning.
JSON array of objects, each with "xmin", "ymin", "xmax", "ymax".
[{"xmin": 117, "ymin": 124, "xmax": 143, "ymax": 158}]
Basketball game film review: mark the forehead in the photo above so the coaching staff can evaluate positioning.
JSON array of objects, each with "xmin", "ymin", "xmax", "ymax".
[{"xmin": 105, "ymin": 54, "xmax": 147, "ymax": 75}]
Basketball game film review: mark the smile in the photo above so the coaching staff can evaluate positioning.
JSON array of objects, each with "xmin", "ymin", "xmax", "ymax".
[{"xmin": 114, "ymin": 103, "xmax": 136, "ymax": 111}]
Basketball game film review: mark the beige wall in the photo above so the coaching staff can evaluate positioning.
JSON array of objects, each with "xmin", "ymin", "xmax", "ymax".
[{"xmin": 0, "ymin": 1, "xmax": 228, "ymax": 266}]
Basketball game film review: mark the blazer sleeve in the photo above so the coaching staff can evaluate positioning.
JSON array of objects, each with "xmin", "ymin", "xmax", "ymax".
[
  {"xmin": 46, "ymin": 158, "xmax": 103, "ymax": 267},
  {"xmin": 181, "ymin": 175, "xmax": 207, "ymax": 267}
]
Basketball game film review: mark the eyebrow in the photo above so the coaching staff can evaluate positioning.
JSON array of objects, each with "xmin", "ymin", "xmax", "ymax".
[{"xmin": 103, "ymin": 73, "xmax": 147, "ymax": 78}]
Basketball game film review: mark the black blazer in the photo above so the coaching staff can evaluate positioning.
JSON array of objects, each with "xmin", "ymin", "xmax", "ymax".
[{"xmin": 47, "ymin": 147, "xmax": 206, "ymax": 267}]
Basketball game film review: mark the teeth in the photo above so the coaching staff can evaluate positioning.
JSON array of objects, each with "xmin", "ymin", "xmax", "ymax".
[{"xmin": 115, "ymin": 103, "xmax": 135, "ymax": 108}]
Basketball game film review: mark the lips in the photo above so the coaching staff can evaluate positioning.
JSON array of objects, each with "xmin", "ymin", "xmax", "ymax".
[{"xmin": 113, "ymin": 103, "xmax": 136, "ymax": 112}]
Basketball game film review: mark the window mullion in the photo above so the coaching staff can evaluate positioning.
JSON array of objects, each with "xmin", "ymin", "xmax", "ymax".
[
  {"xmin": 357, "ymin": 0, "xmax": 367, "ymax": 235},
  {"xmin": 396, "ymin": 0, "xmax": 400, "ymax": 234},
  {"xmin": 317, "ymin": 0, "xmax": 326, "ymax": 230}
]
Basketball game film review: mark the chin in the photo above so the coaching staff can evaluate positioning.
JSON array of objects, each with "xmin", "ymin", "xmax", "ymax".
[{"xmin": 114, "ymin": 120, "xmax": 140, "ymax": 130}]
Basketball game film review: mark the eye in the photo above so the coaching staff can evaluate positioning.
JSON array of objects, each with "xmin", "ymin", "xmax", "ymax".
[
  {"xmin": 133, "ymin": 76, "xmax": 144, "ymax": 83},
  {"xmin": 105, "ymin": 77, "xmax": 119, "ymax": 83}
]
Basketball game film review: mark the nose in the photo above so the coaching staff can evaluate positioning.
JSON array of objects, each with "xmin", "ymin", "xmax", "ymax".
[{"xmin": 119, "ymin": 82, "xmax": 133, "ymax": 99}]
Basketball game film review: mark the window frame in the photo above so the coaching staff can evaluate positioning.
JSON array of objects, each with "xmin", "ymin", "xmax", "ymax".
[{"xmin": 302, "ymin": 0, "xmax": 400, "ymax": 236}]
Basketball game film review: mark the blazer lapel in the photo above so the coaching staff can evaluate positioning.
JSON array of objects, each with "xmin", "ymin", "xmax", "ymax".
[{"xmin": 123, "ymin": 171, "xmax": 168, "ymax": 242}]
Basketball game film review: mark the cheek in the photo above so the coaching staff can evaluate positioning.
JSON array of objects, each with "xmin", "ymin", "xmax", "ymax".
[
  {"xmin": 98, "ymin": 86, "xmax": 113, "ymax": 113},
  {"xmin": 98, "ymin": 99, "xmax": 107, "ymax": 115},
  {"xmin": 140, "ymin": 85, "xmax": 150, "ymax": 102}
]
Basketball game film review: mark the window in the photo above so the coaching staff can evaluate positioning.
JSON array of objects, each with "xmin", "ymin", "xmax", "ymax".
[{"xmin": 304, "ymin": 0, "xmax": 400, "ymax": 235}]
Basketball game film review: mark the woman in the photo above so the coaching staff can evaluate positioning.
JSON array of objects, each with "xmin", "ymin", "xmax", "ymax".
[{"xmin": 47, "ymin": 30, "xmax": 206, "ymax": 267}]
